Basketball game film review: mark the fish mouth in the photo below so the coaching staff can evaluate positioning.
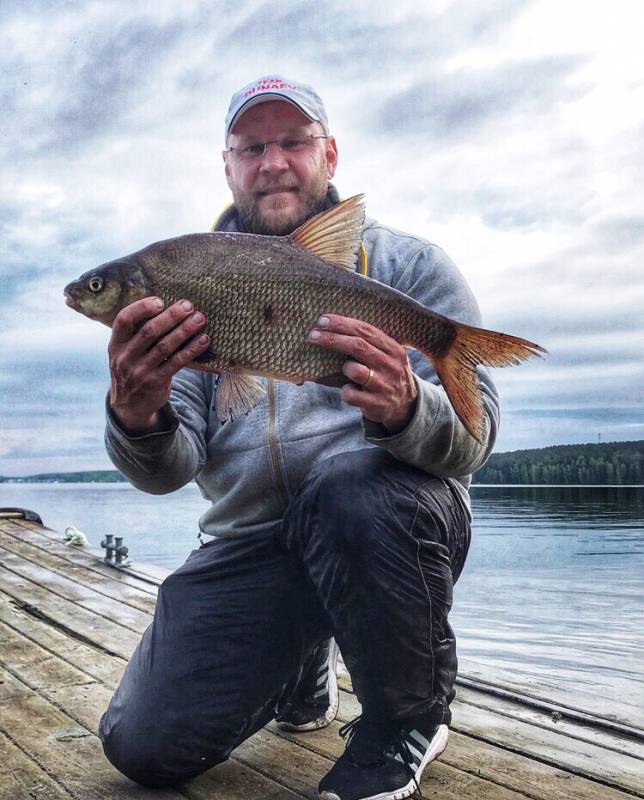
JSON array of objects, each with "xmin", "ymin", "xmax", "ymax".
[{"xmin": 63, "ymin": 286, "xmax": 78, "ymax": 309}]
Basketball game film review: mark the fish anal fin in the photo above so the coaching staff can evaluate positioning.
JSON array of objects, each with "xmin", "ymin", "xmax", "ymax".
[
  {"xmin": 290, "ymin": 194, "xmax": 365, "ymax": 270},
  {"xmin": 215, "ymin": 370, "xmax": 265, "ymax": 423}
]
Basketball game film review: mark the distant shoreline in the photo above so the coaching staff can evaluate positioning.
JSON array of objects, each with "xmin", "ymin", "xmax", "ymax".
[{"xmin": 1, "ymin": 439, "xmax": 642, "ymax": 486}]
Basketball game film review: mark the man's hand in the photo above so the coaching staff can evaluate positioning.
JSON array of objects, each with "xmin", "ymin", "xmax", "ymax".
[
  {"xmin": 108, "ymin": 297, "xmax": 210, "ymax": 435},
  {"xmin": 309, "ymin": 315, "xmax": 418, "ymax": 434}
]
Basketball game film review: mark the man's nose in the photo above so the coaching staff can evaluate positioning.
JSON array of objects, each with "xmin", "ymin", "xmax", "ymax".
[{"xmin": 259, "ymin": 142, "xmax": 289, "ymax": 171}]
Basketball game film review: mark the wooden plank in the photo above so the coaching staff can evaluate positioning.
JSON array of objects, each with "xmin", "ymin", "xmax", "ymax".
[
  {"xmin": 0, "ymin": 566, "xmax": 141, "ymax": 660},
  {"xmin": 0, "ymin": 519, "xmax": 163, "ymax": 596},
  {"xmin": 455, "ymin": 683, "xmax": 644, "ymax": 761},
  {"xmin": 458, "ymin": 655, "xmax": 644, "ymax": 732},
  {"xmin": 339, "ymin": 670, "xmax": 644, "ymax": 767},
  {"xmin": 183, "ymin": 759, "xmax": 306, "ymax": 800},
  {"xmin": 449, "ymin": 694, "xmax": 644, "ymax": 795},
  {"xmin": 0, "ymin": 549, "xmax": 152, "ymax": 633},
  {"xmin": 0, "ymin": 670, "xmax": 186, "ymax": 800},
  {"xmin": 0, "ymin": 617, "xmax": 114, "ymax": 734},
  {"xmin": 335, "ymin": 689, "xmax": 644, "ymax": 799},
  {"xmin": 286, "ymin": 694, "xmax": 640, "ymax": 800},
  {"xmin": 0, "ymin": 605, "xmax": 307, "ymax": 800},
  {"xmin": 340, "ymin": 662, "xmax": 644, "ymax": 752},
  {"xmin": 12, "ymin": 519, "xmax": 171, "ymax": 583},
  {"xmin": 0, "ymin": 730, "xmax": 74, "ymax": 800},
  {"xmin": 0, "ymin": 529, "xmax": 157, "ymax": 614},
  {"xmin": 243, "ymin": 725, "xmax": 534, "ymax": 800},
  {"xmin": 0, "ymin": 591, "xmax": 126, "ymax": 687}
]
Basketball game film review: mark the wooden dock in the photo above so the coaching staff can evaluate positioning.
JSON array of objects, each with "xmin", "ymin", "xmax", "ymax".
[{"xmin": 1, "ymin": 508, "xmax": 642, "ymax": 799}]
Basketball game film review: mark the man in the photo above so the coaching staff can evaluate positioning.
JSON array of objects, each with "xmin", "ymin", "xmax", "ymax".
[{"xmin": 99, "ymin": 75, "xmax": 499, "ymax": 800}]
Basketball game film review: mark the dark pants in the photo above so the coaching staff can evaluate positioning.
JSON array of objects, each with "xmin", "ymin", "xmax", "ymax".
[{"xmin": 99, "ymin": 449, "xmax": 470, "ymax": 787}]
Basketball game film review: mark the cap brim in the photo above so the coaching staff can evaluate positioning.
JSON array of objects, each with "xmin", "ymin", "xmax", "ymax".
[{"xmin": 226, "ymin": 93, "xmax": 318, "ymax": 136}]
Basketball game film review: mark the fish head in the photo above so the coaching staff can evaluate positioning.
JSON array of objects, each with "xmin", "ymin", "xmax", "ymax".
[{"xmin": 64, "ymin": 256, "xmax": 152, "ymax": 326}]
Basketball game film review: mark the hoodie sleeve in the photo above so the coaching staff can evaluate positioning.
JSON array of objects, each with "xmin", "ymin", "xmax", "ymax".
[
  {"xmin": 104, "ymin": 369, "xmax": 210, "ymax": 494},
  {"xmin": 362, "ymin": 238, "xmax": 500, "ymax": 479}
]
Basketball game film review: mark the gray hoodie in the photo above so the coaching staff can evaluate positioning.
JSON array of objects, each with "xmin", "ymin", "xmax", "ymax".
[{"xmin": 105, "ymin": 198, "xmax": 499, "ymax": 538}]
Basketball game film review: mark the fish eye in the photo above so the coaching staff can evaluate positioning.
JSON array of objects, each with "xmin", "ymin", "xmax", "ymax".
[{"xmin": 88, "ymin": 276, "xmax": 104, "ymax": 293}]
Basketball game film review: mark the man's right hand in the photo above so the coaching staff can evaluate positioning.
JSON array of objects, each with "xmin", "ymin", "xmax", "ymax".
[{"xmin": 108, "ymin": 297, "xmax": 210, "ymax": 435}]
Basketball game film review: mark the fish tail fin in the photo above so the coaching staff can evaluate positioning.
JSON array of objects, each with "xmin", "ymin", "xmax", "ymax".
[{"xmin": 424, "ymin": 320, "xmax": 546, "ymax": 445}]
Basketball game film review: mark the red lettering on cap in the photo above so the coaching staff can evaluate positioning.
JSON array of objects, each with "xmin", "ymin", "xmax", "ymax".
[{"xmin": 242, "ymin": 81, "xmax": 300, "ymax": 99}]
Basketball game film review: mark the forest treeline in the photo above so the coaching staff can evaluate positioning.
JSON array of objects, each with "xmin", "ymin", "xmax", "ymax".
[
  {"xmin": 2, "ymin": 441, "xmax": 643, "ymax": 485},
  {"xmin": 473, "ymin": 439, "xmax": 644, "ymax": 485}
]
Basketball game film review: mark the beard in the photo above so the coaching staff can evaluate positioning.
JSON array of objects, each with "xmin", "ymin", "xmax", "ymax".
[{"xmin": 234, "ymin": 168, "xmax": 330, "ymax": 236}]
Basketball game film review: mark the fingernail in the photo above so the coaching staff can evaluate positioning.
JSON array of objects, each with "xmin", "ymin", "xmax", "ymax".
[
  {"xmin": 318, "ymin": 316, "xmax": 330, "ymax": 327},
  {"xmin": 199, "ymin": 334, "xmax": 209, "ymax": 344},
  {"xmin": 192, "ymin": 312, "xmax": 204, "ymax": 324},
  {"xmin": 153, "ymin": 298, "xmax": 164, "ymax": 309},
  {"xmin": 309, "ymin": 329, "xmax": 321, "ymax": 341},
  {"xmin": 181, "ymin": 300, "xmax": 193, "ymax": 312}
]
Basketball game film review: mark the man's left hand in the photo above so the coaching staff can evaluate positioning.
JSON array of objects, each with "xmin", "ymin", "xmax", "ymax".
[{"xmin": 309, "ymin": 315, "xmax": 418, "ymax": 434}]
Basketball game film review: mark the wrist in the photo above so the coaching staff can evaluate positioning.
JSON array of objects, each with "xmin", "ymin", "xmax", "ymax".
[
  {"xmin": 110, "ymin": 404, "xmax": 163, "ymax": 436},
  {"xmin": 382, "ymin": 398, "xmax": 417, "ymax": 435}
]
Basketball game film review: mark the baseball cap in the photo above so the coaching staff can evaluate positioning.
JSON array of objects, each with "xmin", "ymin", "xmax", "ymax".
[{"xmin": 225, "ymin": 75, "xmax": 329, "ymax": 139}]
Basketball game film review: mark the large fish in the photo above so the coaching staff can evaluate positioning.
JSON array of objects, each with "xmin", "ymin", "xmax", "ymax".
[{"xmin": 64, "ymin": 195, "xmax": 544, "ymax": 443}]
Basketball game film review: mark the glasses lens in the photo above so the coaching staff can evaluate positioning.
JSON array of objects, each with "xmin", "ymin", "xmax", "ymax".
[
  {"xmin": 234, "ymin": 135, "xmax": 323, "ymax": 160},
  {"xmin": 239, "ymin": 143, "xmax": 265, "ymax": 159}
]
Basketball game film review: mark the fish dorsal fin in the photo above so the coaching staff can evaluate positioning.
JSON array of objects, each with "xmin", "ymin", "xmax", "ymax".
[{"xmin": 290, "ymin": 194, "xmax": 365, "ymax": 270}]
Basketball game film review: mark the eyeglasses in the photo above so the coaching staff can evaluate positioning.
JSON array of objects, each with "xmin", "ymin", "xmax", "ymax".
[{"xmin": 226, "ymin": 134, "xmax": 328, "ymax": 161}]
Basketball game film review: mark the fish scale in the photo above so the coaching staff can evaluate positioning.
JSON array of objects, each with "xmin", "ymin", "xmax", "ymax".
[{"xmin": 148, "ymin": 239, "xmax": 409, "ymax": 381}]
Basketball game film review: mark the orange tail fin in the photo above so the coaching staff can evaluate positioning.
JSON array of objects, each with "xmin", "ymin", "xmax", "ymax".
[{"xmin": 431, "ymin": 322, "xmax": 546, "ymax": 445}]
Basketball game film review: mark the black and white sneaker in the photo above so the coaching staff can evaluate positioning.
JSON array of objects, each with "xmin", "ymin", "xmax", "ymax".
[
  {"xmin": 318, "ymin": 714, "xmax": 448, "ymax": 800},
  {"xmin": 276, "ymin": 638, "xmax": 340, "ymax": 732}
]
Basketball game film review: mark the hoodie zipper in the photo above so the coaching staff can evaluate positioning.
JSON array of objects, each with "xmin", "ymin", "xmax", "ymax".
[{"xmin": 266, "ymin": 379, "xmax": 291, "ymax": 508}]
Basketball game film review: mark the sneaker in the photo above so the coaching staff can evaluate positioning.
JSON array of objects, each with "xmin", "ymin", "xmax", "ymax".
[
  {"xmin": 276, "ymin": 638, "xmax": 340, "ymax": 732},
  {"xmin": 318, "ymin": 714, "xmax": 449, "ymax": 800}
]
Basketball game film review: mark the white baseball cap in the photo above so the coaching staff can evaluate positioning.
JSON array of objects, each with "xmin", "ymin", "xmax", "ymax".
[{"xmin": 225, "ymin": 74, "xmax": 329, "ymax": 139}]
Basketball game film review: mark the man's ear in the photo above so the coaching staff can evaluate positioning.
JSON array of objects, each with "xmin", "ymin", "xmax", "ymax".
[
  {"xmin": 223, "ymin": 152, "xmax": 233, "ymax": 189},
  {"xmin": 325, "ymin": 136, "xmax": 338, "ymax": 179}
]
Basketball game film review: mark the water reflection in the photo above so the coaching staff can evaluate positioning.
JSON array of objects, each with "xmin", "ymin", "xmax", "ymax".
[{"xmin": 452, "ymin": 485, "xmax": 644, "ymax": 724}]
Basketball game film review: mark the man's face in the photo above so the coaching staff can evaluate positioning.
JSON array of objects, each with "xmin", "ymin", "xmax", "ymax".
[{"xmin": 223, "ymin": 100, "xmax": 338, "ymax": 235}]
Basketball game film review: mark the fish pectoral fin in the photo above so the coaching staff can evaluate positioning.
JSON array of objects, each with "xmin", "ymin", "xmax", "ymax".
[
  {"xmin": 290, "ymin": 194, "xmax": 365, "ymax": 270},
  {"xmin": 216, "ymin": 370, "xmax": 265, "ymax": 423}
]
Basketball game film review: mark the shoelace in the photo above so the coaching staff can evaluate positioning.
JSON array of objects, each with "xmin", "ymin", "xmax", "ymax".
[{"xmin": 338, "ymin": 716, "xmax": 423, "ymax": 798}]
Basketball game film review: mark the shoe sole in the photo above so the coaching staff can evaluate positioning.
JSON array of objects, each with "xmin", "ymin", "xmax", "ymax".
[
  {"xmin": 318, "ymin": 724, "xmax": 449, "ymax": 800},
  {"xmin": 278, "ymin": 638, "xmax": 340, "ymax": 732}
]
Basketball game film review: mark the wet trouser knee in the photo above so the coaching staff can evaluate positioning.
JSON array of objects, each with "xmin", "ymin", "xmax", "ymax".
[
  {"xmin": 278, "ymin": 448, "xmax": 471, "ymax": 724},
  {"xmin": 99, "ymin": 533, "xmax": 330, "ymax": 787}
]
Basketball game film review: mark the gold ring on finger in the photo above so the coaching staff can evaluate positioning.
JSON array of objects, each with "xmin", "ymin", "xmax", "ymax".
[{"xmin": 363, "ymin": 367, "xmax": 374, "ymax": 388}]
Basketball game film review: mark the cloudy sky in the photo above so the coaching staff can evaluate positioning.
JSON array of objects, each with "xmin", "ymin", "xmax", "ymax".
[{"xmin": 1, "ymin": 0, "xmax": 643, "ymax": 476}]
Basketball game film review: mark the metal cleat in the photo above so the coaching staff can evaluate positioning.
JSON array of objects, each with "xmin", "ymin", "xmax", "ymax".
[{"xmin": 101, "ymin": 533, "xmax": 132, "ymax": 568}]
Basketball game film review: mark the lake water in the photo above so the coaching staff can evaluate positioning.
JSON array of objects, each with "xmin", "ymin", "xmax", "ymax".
[{"xmin": 2, "ymin": 482, "xmax": 643, "ymax": 726}]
